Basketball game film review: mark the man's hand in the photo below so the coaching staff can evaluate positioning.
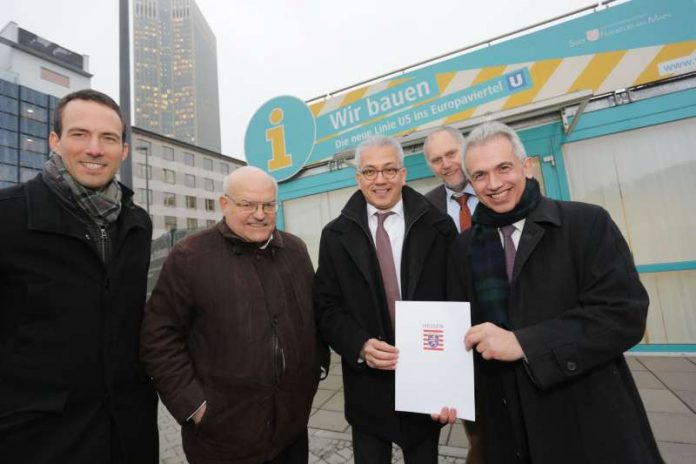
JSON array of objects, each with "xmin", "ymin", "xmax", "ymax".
[
  {"xmin": 465, "ymin": 322, "xmax": 524, "ymax": 361},
  {"xmin": 192, "ymin": 403, "xmax": 207, "ymax": 425},
  {"xmin": 360, "ymin": 338, "xmax": 398, "ymax": 370},
  {"xmin": 431, "ymin": 407, "xmax": 457, "ymax": 424}
]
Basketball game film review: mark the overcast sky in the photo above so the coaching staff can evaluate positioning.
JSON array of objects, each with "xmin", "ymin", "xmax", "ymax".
[{"xmin": 2, "ymin": 0, "xmax": 605, "ymax": 159}]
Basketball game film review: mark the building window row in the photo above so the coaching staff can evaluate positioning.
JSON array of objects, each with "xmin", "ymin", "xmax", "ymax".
[
  {"xmin": 140, "ymin": 142, "xmax": 231, "ymax": 174},
  {"xmin": 162, "ymin": 216, "xmax": 214, "ymax": 233}
]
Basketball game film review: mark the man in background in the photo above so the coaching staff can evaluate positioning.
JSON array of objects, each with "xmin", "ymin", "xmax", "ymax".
[
  {"xmin": 424, "ymin": 127, "xmax": 478, "ymax": 233},
  {"xmin": 423, "ymin": 126, "xmax": 482, "ymax": 463}
]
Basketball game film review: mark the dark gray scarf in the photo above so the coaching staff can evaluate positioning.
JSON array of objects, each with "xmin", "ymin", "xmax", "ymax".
[{"xmin": 42, "ymin": 153, "xmax": 122, "ymax": 226}]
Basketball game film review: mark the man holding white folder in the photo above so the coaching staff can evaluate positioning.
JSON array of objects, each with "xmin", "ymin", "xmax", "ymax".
[{"xmin": 314, "ymin": 135, "xmax": 457, "ymax": 463}]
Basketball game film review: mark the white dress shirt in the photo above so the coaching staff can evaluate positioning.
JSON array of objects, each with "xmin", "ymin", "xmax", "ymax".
[
  {"xmin": 498, "ymin": 219, "xmax": 526, "ymax": 249},
  {"xmin": 445, "ymin": 184, "xmax": 479, "ymax": 232},
  {"xmin": 366, "ymin": 199, "xmax": 405, "ymax": 293}
]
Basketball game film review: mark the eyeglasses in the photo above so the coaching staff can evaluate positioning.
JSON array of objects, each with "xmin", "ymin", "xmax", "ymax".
[
  {"xmin": 224, "ymin": 195, "xmax": 278, "ymax": 214},
  {"xmin": 358, "ymin": 166, "xmax": 402, "ymax": 181}
]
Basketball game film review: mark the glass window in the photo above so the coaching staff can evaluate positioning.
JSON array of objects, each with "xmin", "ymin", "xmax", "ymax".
[
  {"xmin": 204, "ymin": 178, "xmax": 214, "ymax": 192},
  {"xmin": 0, "ymin": 112, "xmax": 18, "ymax": 131},
  {"xmin": 136, "ymin": 139, "xmax": 151, "ymax": 158},
  {"xmin": 137, "ymin": 188, "xmax": 152, "ymax": 205},
  {"xmin": 21, "ymin": 102, "xmax": 48, "ymax": 123},
  {"xmin": 0, "ymin": 95, "xmax": 19, "ymax": 115},
  {"xmin": 0, "ymin": 163, "xmax": 18, "ymax": 182},
  {"xmin": 20, "ymin": 151, "xmax": 46, "ymax": 169},
  {"xmin": 0, "ymin": 146, "xmax": 18, "ymax": 164},
  {"xmin": 137, "ymin": 163, "xmax": 152, "ymax": 179},
  {"xmin": 186, "ymin": 195, "xmax": 197, "ymax": 208},
  {"xmin": 0, "ymin": 80, "xmax": 18, "ymax": 98},
  {"xmin": 185, "ymin": 174, "xmax": 195, "ymax": 188},
  {"xmin": 19, "ymin": 119, "xmax": 47, "ymax": 138},
  {"xmin": 184, "ymin": 152, "xmax": 194, "ymax": 167},
  {"xmin": 20, "ymin": 87, "xmax": 48, "ymax": 107},
  {"xmin": 0, "ymin": 128, "xmax": 19, "ymax": 148},
  {"xmin": 205, "ymin": 198, "xmax": 215, "ymax": 211},
  {"xmin": 164, "ymin": 216, "xmax": 177, "ymax": 232},
  {"xmin": 20, "ymin": 135, "xmax": 47, "ymax": 153},
  {"xmin": 19, "ymin": 167, "xmax": 41, "ymax": 183},
  {"xmin": 206, "ymin": 220, "xmax": 216, "ymax": 227},
  {"xmin": 162, "ymin": 146, "xmax": 175, "ymax": 161},
  {"xmin": 186, "ymin": 218, "xmax": 198, "ymax": 229},
  {"xmin": 164, "ymin": 192, "xmax": 176, "ymax": 207},
  {"xmin": 203, "ymin": 158, "xmax": 213, "ymax": 171},
  {"xmin": 164, "ymin": 169, "xmax": 176, "ymax": 184},
  {"xmin": 220, "ymin": 163, "xmax": 229, "ymax": 174}
]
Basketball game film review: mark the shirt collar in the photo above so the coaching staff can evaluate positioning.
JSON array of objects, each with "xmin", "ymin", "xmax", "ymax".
[
  {"xmin": 445, "ymin": 183, "xmax": 476, "ymax": 199},
  {"xmin": 366, "ymin": 197, "xmax": 404, "ymax": 219}
]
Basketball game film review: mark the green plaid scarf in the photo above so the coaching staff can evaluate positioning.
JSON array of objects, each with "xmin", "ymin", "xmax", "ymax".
[
  {"xmin": 42, "ymin": 153, "xmax": 122, "ymax": 226},
  {"xmin": 469, "ymin": 177, "xmax": 541, "ymax": 327}
]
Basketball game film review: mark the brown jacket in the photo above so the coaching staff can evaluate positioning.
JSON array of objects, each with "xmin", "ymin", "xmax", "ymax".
[{"xmin": 140, "ymin": 222, "xmax": 322, "ymax": 463}]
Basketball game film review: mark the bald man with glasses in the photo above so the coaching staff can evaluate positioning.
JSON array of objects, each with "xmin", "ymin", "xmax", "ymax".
[{"xmin": 141, "ymin": 166, "xmax": 328, "ymax": 464}]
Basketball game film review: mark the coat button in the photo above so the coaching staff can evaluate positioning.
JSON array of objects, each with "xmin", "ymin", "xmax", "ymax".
[
  {"xmin": 502, "ymin": 398, "xmax": 508, "ymax": 407},
  {"xmin": 567, "ymin": 361, "xmax": 577, "ymax": 372}
]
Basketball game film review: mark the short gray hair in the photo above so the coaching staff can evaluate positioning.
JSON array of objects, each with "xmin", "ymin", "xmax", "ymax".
[
  {"xmin": 423, "ymin": 126, "xmax": 465, "ymax": 162},
  {"xmin": 354, "ymin": 135, "xmax": 405, "ymax": 167},
  {"xmin": 462, "ymin": 121, "xmax": 527, "ymax": 178}
]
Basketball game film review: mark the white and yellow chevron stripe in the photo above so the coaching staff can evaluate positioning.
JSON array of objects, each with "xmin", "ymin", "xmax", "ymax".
[{"xmin": 309, "ymin": 40, "xmax": 696, "ymax": 133}]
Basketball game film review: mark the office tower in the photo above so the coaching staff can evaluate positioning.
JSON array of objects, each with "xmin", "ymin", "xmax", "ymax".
[
  {"xmin": 0, "ymin": 22, "xmax": 91, "ymax": 188},
  {"xmin": 133, "ymin": 0, "xmax": 221, "ymax": 152}
]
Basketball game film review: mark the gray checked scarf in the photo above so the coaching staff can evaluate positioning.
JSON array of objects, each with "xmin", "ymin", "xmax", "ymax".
[{"xmin": 42, "ymin": 153, "xmax": 122, "ymax": 226}]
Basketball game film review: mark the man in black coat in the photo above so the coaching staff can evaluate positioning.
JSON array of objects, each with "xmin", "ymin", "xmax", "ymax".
[
  {"xmin": 0, "ymin": 89, "xmax": 158, "ymax": 463},
  {"xmin": 314, "ymin": 135, "xmax": 458, "ymax": 463},
  {"xmin": 443, "ymin": 121, "xmax": 662, "ymax": 464}
]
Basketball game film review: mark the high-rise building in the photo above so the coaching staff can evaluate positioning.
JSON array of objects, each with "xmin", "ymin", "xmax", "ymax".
[
  {"xmin": 133, "ymin": 0, "xmax": 221, "ymax": 152},
  {"xmin": 0, "ymin": 22, "xmax": 91, "ymax": 188}
]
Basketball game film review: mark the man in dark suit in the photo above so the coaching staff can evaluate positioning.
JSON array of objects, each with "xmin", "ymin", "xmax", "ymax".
[
  {"xmin": 444, "ymin": 121, "xmax": 662, "ymax": 464},
  {"xmin": 314, "ymin": 135, "xmax": 458, "ymax": 463},
  {"xmin": 423, "ymin": 127, "xmax": 478, "ymax": 232},
  {"xmin": 423, "ymin": 126, "xmax": 482, "ymax": 464},
  {"xmin": 0, "ymin": 89, "xmax": 158, "ymax": 463}
]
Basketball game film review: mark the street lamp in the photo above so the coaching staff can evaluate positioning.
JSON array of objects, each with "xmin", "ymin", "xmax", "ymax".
[{"xmin": 136, "ymin": 145, "xmax": 151, "ymax": 214}]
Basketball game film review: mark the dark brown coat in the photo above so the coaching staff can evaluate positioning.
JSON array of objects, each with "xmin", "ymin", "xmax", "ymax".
[{"xmin": 141, "ymin": 222, "xmax": 323, "ymax": 463}]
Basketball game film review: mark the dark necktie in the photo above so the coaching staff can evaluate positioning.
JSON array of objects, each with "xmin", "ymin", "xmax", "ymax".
[
  {"xmin": 501, "ymin": 225, "xmax": 517, "ymax": 282},
  {"xmin": 375, "ymin": 212, "xmax": 400, "ymax": 328},
  {"xmin": 453, "ymin": 193, "xmax": 471, "ymax": 231}
]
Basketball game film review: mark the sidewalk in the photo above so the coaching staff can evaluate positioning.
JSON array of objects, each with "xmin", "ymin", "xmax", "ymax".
[{"xmin": 158, "ymin": 353, "xmax": 696, "ymax": 464}]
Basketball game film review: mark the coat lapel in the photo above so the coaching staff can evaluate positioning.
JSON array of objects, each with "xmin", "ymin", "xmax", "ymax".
[
  {"xmin": 402, "ymin": 186, "xmax": 434, "ymax": 299},
  {"xmin": 513, "ymin": 197, "xmax": 560, "ymax": 282},
  {"xmin": 337, "ymin": 216, "xmax": 381, "ymax": 296}
]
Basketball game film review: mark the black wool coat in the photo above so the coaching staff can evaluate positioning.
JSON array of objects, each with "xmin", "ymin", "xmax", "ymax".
[
  {"xmin": 0, "ymin": 175, "xmax": 158, "ymax": 464},
  {"xmin": 314, "ymin": 185, "xmax": 457, "ymax": 447},
  {"xmin": 448, "ymin": 196, "xmax": 662, "ymax": 464}
]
